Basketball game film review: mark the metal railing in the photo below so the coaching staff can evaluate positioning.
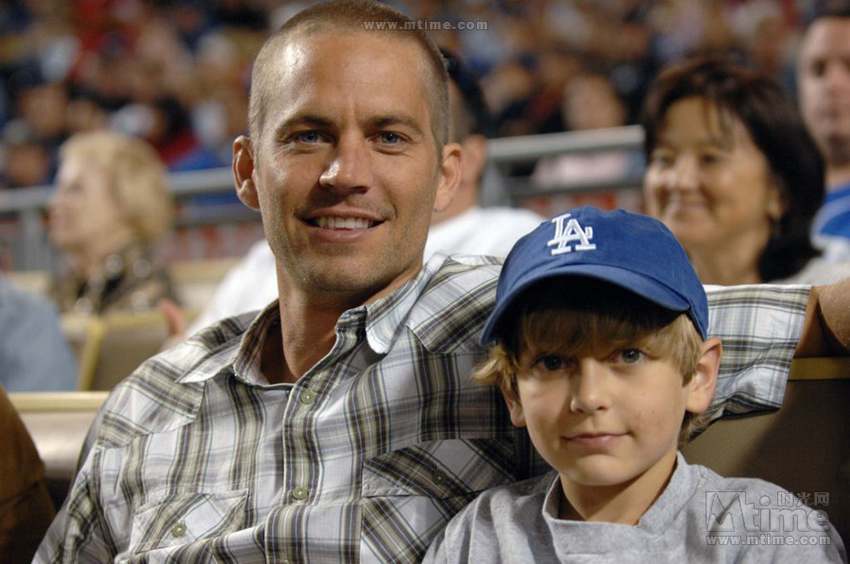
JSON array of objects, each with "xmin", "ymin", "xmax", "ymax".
[{"xmin": 0, "ymin": 125, "xmax": 645, "ymax": 270}]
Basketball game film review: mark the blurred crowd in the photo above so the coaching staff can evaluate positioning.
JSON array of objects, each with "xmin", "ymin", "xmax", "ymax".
[{"xmin": 0, "ymin": 0, "xmax": 835, "ymax": 189}]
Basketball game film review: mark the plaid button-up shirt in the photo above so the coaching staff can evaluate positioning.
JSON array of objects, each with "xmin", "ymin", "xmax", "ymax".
[{"xmin": 36, "ymin": 256, "xmax": 809, "ymax": 563}]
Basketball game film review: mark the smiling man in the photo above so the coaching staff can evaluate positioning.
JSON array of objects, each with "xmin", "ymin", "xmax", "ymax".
[{"xmin": 35, "ymin": 2, "xmax": 850, "ymax": 563}]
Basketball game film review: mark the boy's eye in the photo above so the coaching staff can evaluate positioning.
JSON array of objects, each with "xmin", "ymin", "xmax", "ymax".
[
  {"xmin": 534, "ymin": 354, "xmax": 566, "ymax": 372},
  {"xmin": 616, "ymin": 348, "xmax": 644, "ymax": 364}
]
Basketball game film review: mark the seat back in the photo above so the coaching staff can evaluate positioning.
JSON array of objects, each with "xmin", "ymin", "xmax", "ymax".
[
  {"xmin": 86, "ymin": 311, "xmax": 170, "ymax": 391},
  {"xmin": 63, "ymin": 310, "xmax": 171, "ymax": 391},
  {"xmin": 10, "ymin": 392, "xmax": 108, "ymax": 509},
  {"xmin": 682, "ymin": 358, "xmax": 850, "ymax": 544}
]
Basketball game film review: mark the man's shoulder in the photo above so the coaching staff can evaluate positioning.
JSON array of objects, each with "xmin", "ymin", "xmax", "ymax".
[
  {"xmin": 404, "ymin": 255, "xmax": 502, "ymax": 353},
  {"xmin": 94, "ymin": 313, "xmax": 252, "ymax": 448}
]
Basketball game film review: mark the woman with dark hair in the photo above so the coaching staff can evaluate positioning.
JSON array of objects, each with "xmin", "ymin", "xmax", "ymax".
[{"xmin": 642, "ymin": 56, "xmax": 850, "ymax": 284}]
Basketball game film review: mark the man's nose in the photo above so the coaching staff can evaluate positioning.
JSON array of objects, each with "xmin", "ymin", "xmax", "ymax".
[
  {"xmin": 569, "ymin": 358, "xmax": 611, "ymax": 413},
  {"xmin": 319, "ymin": 135, "xmax": 372, "ymax": 194}
]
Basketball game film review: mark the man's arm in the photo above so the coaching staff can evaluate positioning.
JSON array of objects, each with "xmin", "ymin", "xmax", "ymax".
[
  {"xmin": 33, "ymin": 457, "xmax": 116, "ymax": 563},
  {"xmin": 797, "ymin": 279, "xmax": 850, "ymax": 356}
]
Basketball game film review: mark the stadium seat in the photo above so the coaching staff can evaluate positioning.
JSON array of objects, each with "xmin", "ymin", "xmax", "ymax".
[
  {"xmin": 61, "ymin": 310, "xmax": 172, "ymax": 391},
  {"xmin": 683, "ymin": 358, "xmax": 850, "ymax": 545},
  {"xmin": 10, "ymin": 391, "xmax": 107, "ymax": 510},
  {"xmin": 170, "ymin": 257, "xmax": 239, "ymax": 312}
]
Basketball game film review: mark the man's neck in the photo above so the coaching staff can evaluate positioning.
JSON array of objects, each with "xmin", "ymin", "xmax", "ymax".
[
  {"xmin": 263, "ymin": 262, "xmax": 425, "ymax": 384},
  {"xmin": 265, "ymin": 292, "xmax": 347, "ymax": 384},
  {"xmin": 826, "ymin": 165, "xmax": 850, "ymax": 192}
]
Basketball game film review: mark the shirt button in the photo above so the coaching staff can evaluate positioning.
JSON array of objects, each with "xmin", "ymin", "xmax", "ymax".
[
  {"xmin": 300, "ymin": 390, "xmax": 317, "ymax": 405},
  {"xmin": 171, "ymin": 522, "xmax": 187, "ymax": 538},
  {"xmin": 292, "ymin": 486, "xmax": 309, "ymax": 500}
]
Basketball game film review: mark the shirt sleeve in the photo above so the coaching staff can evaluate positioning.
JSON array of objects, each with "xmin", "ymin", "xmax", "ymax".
[
  {"xmin": 705, "ymin": 284, "xmax": 810, "ymax": 419},
  {"xmin": 33, "ymin": 451, "xmax": 116, "ymax": 563}
]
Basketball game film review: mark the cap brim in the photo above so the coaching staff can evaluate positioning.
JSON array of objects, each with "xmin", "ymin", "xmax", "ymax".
[{"xmin": 480, "ymin": 264, "xmax": 692, "ymax": 345}]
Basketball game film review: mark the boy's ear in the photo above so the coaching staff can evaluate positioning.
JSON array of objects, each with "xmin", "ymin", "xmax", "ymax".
[
  {"xmin": 685, "ymin": 337, "xmax": 722, "ymax": 414},
  {"xmin": 499, "ymin": 379, "xmax": 527, "ymax": 428},
  {"xmin": 233, "ymin": 135, "xmax": 260, "ymax": 210}
]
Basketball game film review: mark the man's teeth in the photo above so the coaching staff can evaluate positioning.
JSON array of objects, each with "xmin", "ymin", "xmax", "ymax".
[{"xmin": 315, "ymin": 217, "xmax": 374, "ymax": 229}]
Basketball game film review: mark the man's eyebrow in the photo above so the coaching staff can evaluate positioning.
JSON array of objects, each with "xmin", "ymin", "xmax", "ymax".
[
  {"xmin": 274, "ymin": 114, "xmax": 335, "ymax": 137},
  {"xmin": 369, "ymin": 114, "xmax": 424, "ymax": 136}
]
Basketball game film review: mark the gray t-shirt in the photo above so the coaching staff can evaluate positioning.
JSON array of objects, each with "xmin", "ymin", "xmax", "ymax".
[{"xmin": 424, "ymin": 453, "xmax": 846, "ymax": 563}]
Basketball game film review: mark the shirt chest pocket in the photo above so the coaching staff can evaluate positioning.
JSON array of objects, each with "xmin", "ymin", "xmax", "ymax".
[
  {"xmin": 128, "ymin": 490, "xmax": 248, "ymax": 554},
  {"xmin": 361, "ymin": 438, "xmax": 515, "ymax": 500}
]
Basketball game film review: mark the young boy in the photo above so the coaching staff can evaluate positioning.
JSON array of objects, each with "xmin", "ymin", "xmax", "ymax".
[{"xmin": 424, "ymin": 207, "xmax": 846, "ymax": 563}]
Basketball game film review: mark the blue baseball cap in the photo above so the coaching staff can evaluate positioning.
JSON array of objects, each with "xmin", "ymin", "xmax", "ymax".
[{"xmin": 480, "ymin": 206, "xmax": 708, "ymax": 345}]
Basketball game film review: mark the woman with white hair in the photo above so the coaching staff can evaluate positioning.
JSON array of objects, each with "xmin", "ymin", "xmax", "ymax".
[{"xmin": 49, "ymin": 130, "xmax": 178, "ymax": 314}]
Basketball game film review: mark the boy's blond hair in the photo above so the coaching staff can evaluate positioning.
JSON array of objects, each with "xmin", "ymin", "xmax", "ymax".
[{"xmin": 474, "ymin": 280, "xmax": 709, "ymax": 444}]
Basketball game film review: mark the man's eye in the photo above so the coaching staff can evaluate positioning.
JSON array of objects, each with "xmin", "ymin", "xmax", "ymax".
[
  {"xmin": 292, "ymin": 131, "xmax": 323, "ymax": 144},
  {"xmin": 377, "ymin": 132, "xmax": 403, "ymax": 144}
]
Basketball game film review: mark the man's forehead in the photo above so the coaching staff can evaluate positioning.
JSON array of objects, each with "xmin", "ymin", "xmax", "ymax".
[
  {"xmin": 274, "ymin": 29, "xmax": 428, "ymax": 81},
  {"xmin": 264, "ymin": 30, "xmax": 432, "ymax": 116}
]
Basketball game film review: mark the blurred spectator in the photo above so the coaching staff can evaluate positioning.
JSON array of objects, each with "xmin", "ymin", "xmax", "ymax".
[
  {"xmin": 530, "ymin": 72, "xmax": 643, "ymax": 216},
  {"xmin": 48, "ymin": 130, "xmax": 178, "ymax": 314},
  {"xmin": 1, "ymin": 121, "xmax": 52, "ymax": 188},
  {"xmin": 642, "ymin": 57, "xmax": 850, "ymax": 285},
  {"xmin": 0, "ymin": 277, "xmax": 77, "ymax": 391},
  {"xmin": 0, "ymin": 0, "xmax": 821, "ymax": 190},
  {"xmin": 798, "ymin": 5, "xmax": 850, "ymax": 260},
  {"xmin": 0, "ymin": 386, "xmax": 55, "ymax": 562}
]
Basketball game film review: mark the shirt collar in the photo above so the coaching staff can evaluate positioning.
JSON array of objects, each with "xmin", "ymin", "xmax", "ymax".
[
  {"xmin": 541, "ymin": 452, "xmax": 694, "ymax": 539},
  {"xmin": 178, "ymin": 256, "xmax": 450, "ymax": 385},
  {"xmin": 360, "ymin": 254, "xmax": 448, "ymax": 354}
]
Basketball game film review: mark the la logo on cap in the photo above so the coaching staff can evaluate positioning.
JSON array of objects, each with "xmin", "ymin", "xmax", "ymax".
[{"xmin": 547, "ymin": 212, "xmax": 596, "ymax": 256}]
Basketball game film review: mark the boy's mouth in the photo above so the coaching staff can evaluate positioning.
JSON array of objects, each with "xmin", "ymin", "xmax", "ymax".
[{"xmin": 564, "ymin": 432, "xmax": 625, "ymax": 448}]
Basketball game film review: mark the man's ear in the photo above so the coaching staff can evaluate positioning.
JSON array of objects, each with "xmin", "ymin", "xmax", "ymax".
[
  {"xmin": 433, "ymin": 141, "xmax": 462, "ymax": 212},
  {"xmin": 233, "ymin": 135, "xmax": 260, "ymax": 210},
  {"xmin": 685, "ymin": 337, "xmax": 722, "ymax": 415},
  {"xmin": 498, "ymin": 379, "xmax": 527, "ymax": 428}
]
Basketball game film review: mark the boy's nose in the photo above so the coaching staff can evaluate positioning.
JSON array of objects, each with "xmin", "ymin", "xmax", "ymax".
[{"xmin": 569, "ymin": 359, "xmax": 611, "ymax": 413}]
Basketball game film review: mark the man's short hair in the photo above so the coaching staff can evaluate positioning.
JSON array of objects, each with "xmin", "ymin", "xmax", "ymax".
[
  {"xmin": 248, "ymin": 0, "xmax": 449, "ymax": 150},
  {"xmin": 473, "ymin": 280, "xmax": 708, "ymax": 445}
]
